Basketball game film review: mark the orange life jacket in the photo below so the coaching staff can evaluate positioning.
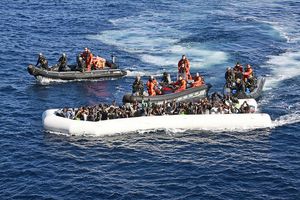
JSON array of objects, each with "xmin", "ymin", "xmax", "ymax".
[
  {"xmin": 175, "ymin": 79, "xmax": 187, "ymax": 93},
  {"xmin": 147, "ymin": 80, "xmax": 156, "ymax": 96},
  {"xmin": 81, "ymin": 51, "xmax": 93, "ymax": 70},
  {"xmin": 192, "ymin": 76, "xmax": 204, "ymax": 87},
  {"xmin": 243, "ymin": 67, "xmax": 253, "ymax": 79},
  {"xmin": 178, "ymin": 59, "xmax": 190, "ymax": 74}
]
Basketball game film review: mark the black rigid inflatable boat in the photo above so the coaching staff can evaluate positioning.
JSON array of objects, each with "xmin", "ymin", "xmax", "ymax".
[
  {"xmin": 123, "ymin": 84, "xmax": 212, "ymax": 104},
  {"xmin": 224, "ymin": 76, "xmax": 266, "ymax": 99},
  {"xmin": 27, "ymin": 62, "xmax": 126, "ymax": 82}
]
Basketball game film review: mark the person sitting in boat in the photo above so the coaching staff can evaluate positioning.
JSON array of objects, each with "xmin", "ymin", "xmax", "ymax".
[
  {"xmin": 178, "ymin": 55, "xmax": 191, "ymax": 80},
  {"xmin": 36, "ymin": 53, "xmax": 49, "ymax": 70},
  {"xmin": 233, "ymin": 62, "xmax": 243, "ymax": 80},
  {"xmin": 233, "ymin": 62, "xmax": 243, "ymax": 72},
  {"xmin": 91, "ymin": 56, "xmax": 106, "ymax": 70},
  {"xmin": 233, "ymin": 78, "xmax": 246, "ymax": 98},
  {"xmin": 146, "ymin": 76, "xmax": 161, "ymax": 96},
  {"xmin": 243, "ymin": 64, "xmax": 253, "ymax": 81},
  {"xmin": 132, "ymin": 75, "xmax": 144, "ymax": 96},
  {"xmin": 191, "ymin": 72, "xmax": 205, "ymax": 88},
  {"xmin": 240, "ymin": 101, "xmax": 250, "ymax": 113},
  {"xmin": 173, "ymin": 75, "xmax": 187, "ymax": 93},
  {"xmin": 57, "ymin": 53, "xmax": 69, "ymax": 71},
  {"xmin": 76, "ymin": 53, "xmax": 84, "ymax": 72},
  {"xmin": 80, "ymin": 47, "xmax": 93, "ymax": 72},
  {"xmin": 160, "ymin": 72, "xmax": 171, "ymax": 86},
  {"xmin": 245, "ymin": 74, "xmax": 257, "ymax": 92}
]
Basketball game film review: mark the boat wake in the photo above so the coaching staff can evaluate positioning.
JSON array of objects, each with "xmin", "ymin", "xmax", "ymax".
[{"xmin": 272, "ymin": 112, "xmax": 300, "ymax": 128}]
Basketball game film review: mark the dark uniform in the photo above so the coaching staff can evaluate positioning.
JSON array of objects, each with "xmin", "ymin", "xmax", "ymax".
[
  {"xmin": 58, "ymin": 54, "xmax": 68, "ymax": 71},
  {"xmin": 161, "ymin": 72, "xmax": 171, "ymax": 86},
  {"xmin": 132, "ymin": 78, "xmax": 144, "ymax": 96},
  {"xmin": 36, "ymin": 54, "xmax": 49, "ymax": 70}
]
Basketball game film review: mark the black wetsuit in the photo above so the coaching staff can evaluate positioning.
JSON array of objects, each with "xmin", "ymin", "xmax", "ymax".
[
  {"xmin": 161, "ymin": 75, "xmax": 171, "ymax": 86},
  {"xmin": 225, "ymin": 70, "xmax": 235, "ymax": 87},
  {"xmin": 235, "ymin": 81, "xmax": 246, "ymax": 98},
  {"xmin": 58, "ymin": 56, "xmax": 68, "ymax": 71},
  {"xmin": 132, "ymin": 80, "xmax": 144, "ymax": 95},
  {"xmin": 36, "ymin": 55, "xmax": 49, "ymax": 70}
]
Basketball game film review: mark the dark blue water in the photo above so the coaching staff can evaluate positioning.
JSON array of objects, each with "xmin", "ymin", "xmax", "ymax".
[{"xmin": 1, "ymin": 0, "xmax": 300, "ymax": 199}]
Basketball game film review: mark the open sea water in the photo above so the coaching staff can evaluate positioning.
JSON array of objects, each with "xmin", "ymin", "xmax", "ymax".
[{"xmin": 0, "ymin": 0, "xmax": 300, "ymax": 199}]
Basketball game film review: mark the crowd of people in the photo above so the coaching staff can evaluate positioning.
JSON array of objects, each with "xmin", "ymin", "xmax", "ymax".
[
  {"xmin": 224, "ymin": 62, "xmax": 257, "ymax": 98},
  {"xmin": 132, "ymin": 55, "xmax": 205, "ymax": 96},
  {"xmin": 56, "ymin": 93, "xmax": 254, "ymax": 121},
  {"xmin": 35, "ymin": 48, "xmax": 109, "ymax": 72}
]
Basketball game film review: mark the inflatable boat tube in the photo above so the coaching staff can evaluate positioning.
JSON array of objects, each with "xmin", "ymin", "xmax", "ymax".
[
  {"xmin": 27, "ymin": 64, "xmax": 127, "ymax": 82},
  {"xmin": 123, "ymin": 84, "xmax": 212, "ymax": 104},
  {"xmin": 42, "ymin": 100, "xmax": 271, "ymax": 136}
]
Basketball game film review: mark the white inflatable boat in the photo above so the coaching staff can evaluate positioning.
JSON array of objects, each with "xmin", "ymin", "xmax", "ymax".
[{"xmin": 42, "ymin": 99, "xmax": 273, "ymax": 136}]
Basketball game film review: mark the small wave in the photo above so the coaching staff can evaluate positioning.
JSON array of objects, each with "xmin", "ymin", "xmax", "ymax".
[
  {"xmin": 125, "ymin": 70, "xmax": 162, "ymax": 77},
  {"xmin": 272, "ymin": 112, "xmax": 300, "ymax": 127},
  {"xmin": 262, "ymin": 51, "xmax": 300, "ymax": 89}
]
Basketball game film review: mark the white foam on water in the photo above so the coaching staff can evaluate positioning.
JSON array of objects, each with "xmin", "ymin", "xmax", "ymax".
[
  {"xmin": 125, "ymin": 70, "xmax": 162, "ymax": 78},
  {"xmin": 272, "ymin": 112, "xmax": 300, "ymax": 128},
  {"xmin": 262, "ymin": 51, "xmax": 300, "ymax": 90},
  {"xmin": 88, "ymin": 11, "xmax": 228, "ymax": 71}
]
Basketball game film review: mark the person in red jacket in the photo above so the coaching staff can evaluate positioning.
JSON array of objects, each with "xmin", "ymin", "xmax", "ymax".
[
  {"xmin": 191, "ymin": 73, "xmax": 205, "ymax": 88},
  {"xmin": 173, "ymin": 75, "xmax": 187, "ymax": 93},
  {"xmin": 80, "ymin": 47, "xmax": 93, "ymax": 72},
  {"xmin": 243, "ymin": 64, "xmax": 253, "ymax": 81},
  {"xmin": 178, "ymin": 55, "xmax": 191, "ymax": 80}
]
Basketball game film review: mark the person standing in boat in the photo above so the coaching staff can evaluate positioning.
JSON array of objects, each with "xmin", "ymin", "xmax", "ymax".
[
  {"xmin": 233, "ymin": 62, "xmax": 243, "ymax": 80},
  {"xmin": 225, "ymin": 67, "xmax": 235, "ymax": 87},
  {"xmin": 178, "ymin": 55, "xmax": 191, "ymax": 80},
  {"xmin": 132, "ymin": 75, "xmax": 144, "ymax": 96},
  {"xmin": 57, "ymin": 53, "xmax": 68, "ymax": 71},
  {"xmin": 36, "ymin": 53, "xmax": 49, "ymax": 70},
  {"xmin": 80, "ymin": 48, "xmax": 93, "ymax": 72}
]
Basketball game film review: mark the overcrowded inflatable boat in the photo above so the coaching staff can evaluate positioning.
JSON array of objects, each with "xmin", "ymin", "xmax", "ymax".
[{"xmin": 42, "ymin": 99, "xmax": 272, "ymax": 136}]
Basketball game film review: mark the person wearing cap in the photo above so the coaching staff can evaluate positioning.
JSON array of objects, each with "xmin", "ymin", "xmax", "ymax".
[
  {"xmin": 80, "ymin": 47, "xmax": 93, "ymax": 72},
  {"xmin": 57, "ymin": 53, "xmax": 68, "ymax": 71},
  {"xmin": 191, "ymin": 72, "xmax": 205, "ymax": 88},
  {"xmin": 132, "ymin": 75, "xmax": 144, "ymax": 96},
  {"xmin": 36, "ymin": 53, "xmax": 49, "ymax": 70},
  {"xmin": 178, "ymin": 55, "xmax": 191, "ymax": 80}
]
